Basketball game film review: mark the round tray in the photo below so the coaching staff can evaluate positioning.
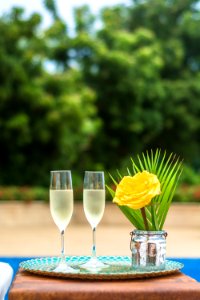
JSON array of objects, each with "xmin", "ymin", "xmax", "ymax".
[{"xmin": 20, "ymin": 256, "xmax": 184, "ymax": 280}]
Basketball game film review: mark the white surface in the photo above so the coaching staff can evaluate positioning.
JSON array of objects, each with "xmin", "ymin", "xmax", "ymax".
[{"xmin": 0, "ymin": 263, "xmax": 13, "ymax": 300}]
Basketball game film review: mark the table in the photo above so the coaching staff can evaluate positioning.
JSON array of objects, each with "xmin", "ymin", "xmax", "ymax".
[
  {"xmin": 9, "ymin": 269, "xmax": 200, "ymax": 300},
  {"xmin": 0, "ymin": 262, "xmax": 13, "ymax": 300}
]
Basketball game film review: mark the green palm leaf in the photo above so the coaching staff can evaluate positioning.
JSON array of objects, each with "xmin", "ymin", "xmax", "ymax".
[{"xmin": 107, "ymin": 149, "xmax": 183, "ymax": 231}]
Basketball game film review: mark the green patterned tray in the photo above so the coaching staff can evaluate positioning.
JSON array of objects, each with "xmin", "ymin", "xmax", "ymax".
[{"xmin": 20, "ymin": 256, "xmax": 184, "ymax": 280}]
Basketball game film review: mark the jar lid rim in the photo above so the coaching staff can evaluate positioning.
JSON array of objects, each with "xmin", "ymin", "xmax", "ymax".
[{"xmin": 131, "ymin": 229, "xmax": 167, "ymax": 235}]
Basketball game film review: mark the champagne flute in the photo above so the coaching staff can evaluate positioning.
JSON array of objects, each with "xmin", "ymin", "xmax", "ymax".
[
  {"xmin": 82, "ymin": 171, "xmax": 106, "ymax": 270},
  {"xmin": 50, "ymin": 170, "xmax": 76, "ymax": 272}
]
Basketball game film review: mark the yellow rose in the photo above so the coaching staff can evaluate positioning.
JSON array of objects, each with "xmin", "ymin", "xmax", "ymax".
[{"xmin": 113, "ymin": 170, "xmax": 161, "ymax": 210}]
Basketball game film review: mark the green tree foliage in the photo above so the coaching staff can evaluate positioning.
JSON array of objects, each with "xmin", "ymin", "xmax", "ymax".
[
  {"xmin": 1, "ymin": 0, "xmax": 200, "ymax": 187},
  {"xmin": 43, "ymin": 0, "xmax": 59, "ymax": 19},
  {"xmin": 0, "ymin": 7, "xmax": 100, "ymax": 185},
  {"xmin": 71, "ymin": 0, "xmax": 200, "ymax": 170}
]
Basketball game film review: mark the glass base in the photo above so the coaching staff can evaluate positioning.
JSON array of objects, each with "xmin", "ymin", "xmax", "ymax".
[
  {"xmin": 51, "ymin": 260, "xmax": 78, "ymax": 273},
  {"xmin": 80, "ymin": 257, "xmax": 107, "ymax": 272}
]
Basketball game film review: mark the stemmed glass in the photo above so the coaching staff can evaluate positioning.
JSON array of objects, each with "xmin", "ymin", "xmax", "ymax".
[
  {"xmin": 50, "ymin": 170, "xmax": 76, "ymax": 272},
  {"xmin": 82, "ymin": 171, "xmax": 106, "ymax": 270}
]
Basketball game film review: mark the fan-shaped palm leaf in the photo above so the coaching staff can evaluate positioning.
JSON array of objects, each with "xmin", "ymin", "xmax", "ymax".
[{"xmin": 108, "ymin": 149, "xmax": 182, "ymax": 231}]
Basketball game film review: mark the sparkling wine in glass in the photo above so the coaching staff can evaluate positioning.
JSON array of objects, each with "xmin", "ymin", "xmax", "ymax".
[
  {"xmin": 50, "ymin": 170, "xmax": 76, "ymax": 272},
  {"xmin": 82, "ymin": 171, "xmax": 106, "ymax": 270}
]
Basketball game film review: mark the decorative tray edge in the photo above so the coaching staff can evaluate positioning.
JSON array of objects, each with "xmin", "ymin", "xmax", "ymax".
[{"xmin": 19, "ymin": 256, "xmax": 184, "ymax": 280}]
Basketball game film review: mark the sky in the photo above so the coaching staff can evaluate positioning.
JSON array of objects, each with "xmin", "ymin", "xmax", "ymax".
[{"xmin": 0, "ymin": 0, "xmax": 131, "ymax": 31}]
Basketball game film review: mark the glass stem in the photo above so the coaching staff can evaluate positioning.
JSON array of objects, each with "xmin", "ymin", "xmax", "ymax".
[
  {"xmin": 61, "ymin": 229, "xmax": 65, "ymax": 263},
  {"xmin": 92, "ymin": 227, "xmax": 96, "ymax": 259}
]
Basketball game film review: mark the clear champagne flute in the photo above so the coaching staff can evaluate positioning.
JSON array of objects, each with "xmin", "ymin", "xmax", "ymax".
[
  {"xmin": 82, "ymin": 171, "xmax": 106, "ymax": 270},
  {"xmin": 50, "ymin": 170, "xmax": 76, "ymax": 272}
]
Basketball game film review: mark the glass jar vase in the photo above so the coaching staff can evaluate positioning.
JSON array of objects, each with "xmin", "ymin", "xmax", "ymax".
[{"xmin": 130, "ymin": 230, "xmax": 167, "ymax": 270}]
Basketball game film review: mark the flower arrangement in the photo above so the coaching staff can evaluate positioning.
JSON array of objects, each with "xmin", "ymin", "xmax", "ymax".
[{"xmin": 107, "ymin": 149, "xmax": 183, "ymax": 231}]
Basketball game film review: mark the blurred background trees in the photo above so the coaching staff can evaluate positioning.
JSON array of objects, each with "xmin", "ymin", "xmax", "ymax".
[
  {"xmin": 1, "ymin": 0, "xmax": 200, "ymax": 193},
  {"xmin": 0, "ymin": 5, "xmax": 100, "ymax": 186}
]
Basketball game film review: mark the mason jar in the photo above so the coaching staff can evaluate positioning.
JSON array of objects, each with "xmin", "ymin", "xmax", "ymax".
[{"xmin": 130, "ymin": 230, "xmax": 167, "ymax": 270}]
